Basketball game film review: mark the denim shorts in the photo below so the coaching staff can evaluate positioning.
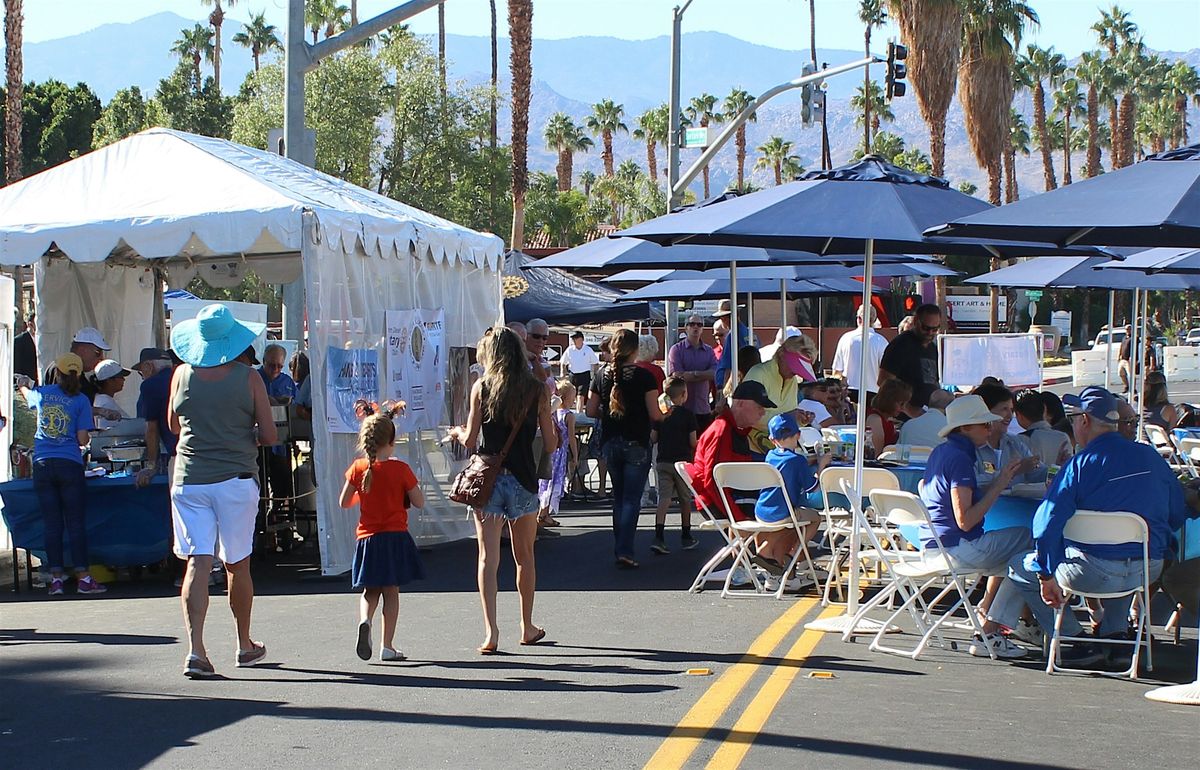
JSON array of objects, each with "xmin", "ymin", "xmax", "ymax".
[{"xmin": 481, "ymin": 471, "xmax": 540, "ymax": 520}]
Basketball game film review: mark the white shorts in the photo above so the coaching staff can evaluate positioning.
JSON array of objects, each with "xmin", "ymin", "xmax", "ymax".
[{"xmin": 171, "ymin": 476, "xmax": 259, "ymax": 564}]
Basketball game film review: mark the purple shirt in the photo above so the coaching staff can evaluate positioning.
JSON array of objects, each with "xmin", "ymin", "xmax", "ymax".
[{"xmin": 668, "ymin": 338, "xmax": 717, "ymax": 415}]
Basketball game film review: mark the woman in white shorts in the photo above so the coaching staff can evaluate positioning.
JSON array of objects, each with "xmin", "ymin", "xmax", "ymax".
[{"xmin": 169, "ymin": 304, "xmax": 277, "ymax": 679}]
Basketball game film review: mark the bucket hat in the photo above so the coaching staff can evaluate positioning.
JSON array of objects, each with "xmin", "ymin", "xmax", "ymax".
[
  {"xmin": 170, "ymin": 304, "xmax": 266, "ymax": 368},
  {"xmin": 938, "ymin": 394, "xmax": 1002, "ymax": 437},
  {"xmin": 93, "ymin": 359, "xmax": 131, "ymax": 381}
]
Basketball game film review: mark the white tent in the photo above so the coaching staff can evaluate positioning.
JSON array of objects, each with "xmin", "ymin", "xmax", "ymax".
[{"xmin": 0, "ymin": 128, "xmax": 504, "ymax": 574}]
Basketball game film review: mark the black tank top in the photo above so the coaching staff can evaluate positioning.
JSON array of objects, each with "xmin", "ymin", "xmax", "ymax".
[{"xmin": 478, "ymin": 384, "xmax": 539, "ymax": 493}]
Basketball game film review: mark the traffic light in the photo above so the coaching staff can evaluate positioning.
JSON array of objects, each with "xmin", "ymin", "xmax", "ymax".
[
  {"xmin": 811, "ymin": 87, "xmax": 826, "ymax": 126},
  {"xmin": 885, "ymin": 40, "xmax": 908, "ymax": 99},
  {"xmin": 800, "ymin": 62, "xmax": 817, "ymax": 126},
  {"xmin": 903, "ymin": 294, "xmax": 921, "ymax": 314}
]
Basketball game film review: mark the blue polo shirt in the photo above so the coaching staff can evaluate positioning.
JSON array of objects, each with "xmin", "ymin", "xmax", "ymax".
[
  {"xmin": 26, "ymin": 385, "xmax": 94, "ymax": 464},
  {"xmin": 137, "ymin": 366, "xmax": 177, "ymax": 456},
  {"xmin": 1031, "ymin": 430, "xmax": 1192, "ymax": 575},
  {"xmin": 756, "ymin": 447, "xmax": 818, "ymax": 523},
  {"xmin": 920, "ymin": 432, "xmax": 981, "ymax": 548},
  {"xmin": 259, "ymin": 369, "xmax": 297, "ymax": 401}
]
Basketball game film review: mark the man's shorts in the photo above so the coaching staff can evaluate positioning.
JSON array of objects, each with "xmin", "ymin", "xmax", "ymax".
[
  {"xmin": 571, "ymin": 370, "xmax": 591, "ymax": 395},
  {"xmin": 656, "ymin": 462, "xmax": 693, "ymax": 505},
  {"xmin": 172, "ymin": 476, "xmax": 260, "ymax": 564}
]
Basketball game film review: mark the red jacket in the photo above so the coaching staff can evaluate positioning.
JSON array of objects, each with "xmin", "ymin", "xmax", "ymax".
[{"xmin": 687, "ymin": 410, "xmax": 753, "ymax": 521}]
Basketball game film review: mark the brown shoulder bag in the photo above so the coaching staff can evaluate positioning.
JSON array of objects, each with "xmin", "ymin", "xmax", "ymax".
[{"xmin": 449, "ymin": 394, "xmax": 535, "ymax": 509}]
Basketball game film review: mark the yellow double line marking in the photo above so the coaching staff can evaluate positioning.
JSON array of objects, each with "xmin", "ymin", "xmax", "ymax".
[{"xmin": 645, "ymin": 599, "xmax": 839, "ymax": 770}]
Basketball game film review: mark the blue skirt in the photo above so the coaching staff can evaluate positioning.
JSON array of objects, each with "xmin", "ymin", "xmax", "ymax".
[{"xmin": 351, "ymin": 531, "xmax": 426, "ymax": 589}]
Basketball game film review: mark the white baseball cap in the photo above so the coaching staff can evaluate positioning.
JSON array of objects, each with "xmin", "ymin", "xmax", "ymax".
[
  {"xmin": 93, "ymin": 359, "xmax": 131, "ymax": 381},
  {"xmin": 73, "ymin": 327, "xmax": 111, "ymax": 350}
]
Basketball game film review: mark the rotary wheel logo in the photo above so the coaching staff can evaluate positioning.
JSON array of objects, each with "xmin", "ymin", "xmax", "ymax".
[{"xmin": 502, "ymin": 275, "xmax": 529, "ymax": 299}]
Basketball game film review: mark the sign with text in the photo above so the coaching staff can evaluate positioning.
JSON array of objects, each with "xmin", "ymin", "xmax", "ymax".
[
  {"xmin": 940, "ymin": 334, "xmax": 1042, "ymax": 388},
  {"xmin": 946, "ymin": 295, "xmax": 1008, "ymax": 326},
  {"xmin": 682, "ymin": 126, "xmax": 711, "ymax": 148},
  {"xmin": 325, "ymin": 347, "xmax": 380, "ymax": 434},
  {"xmin": 385, "ymin": 309, "xmax": 447, "ymax": 433}
]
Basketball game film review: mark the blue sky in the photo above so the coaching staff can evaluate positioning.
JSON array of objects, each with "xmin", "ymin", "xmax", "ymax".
[{"xmin": 21, "ymin": 1, "xmax": 1200, "ymax": 55}]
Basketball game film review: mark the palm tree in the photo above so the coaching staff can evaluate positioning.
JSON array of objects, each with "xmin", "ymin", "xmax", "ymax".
[
  {"xmin": 306, "ymin": 0, "xmax": 347, "ymax": 43},
  {"xmin": 1075, "ymin": 51, "xmax": 1106, "ymax": 176},
  {"xmin": 851, "ymin": 81, "xmax": 894, "ymax": 140},
  {"xmin": 1017, "ymin": 44, "xmax": 1065, "ymax": 191},
  {"xmin": 586, "ymin": 99, "xmax": 628, "ymax": 179},
  {"xmin": 809, "ymin": 0, "xmax": 830, "ymax": 169},
  {"xmin": 1135, "ymin": 97, "xmax": 1175, "ymax": 156},
  {"xmin": 1166, "ymin": 60, "xmax": 1200, "ymax": 148},
  {"xmin": 959, "ymin": 0, "xmax": 1038, "ymax": 333},
  {"xmin": 543, "ymin": 113, "xmax": 593, "ymax": 192},
  {"xmin": 858, "ymin": 0, "xmax": 888, "ymax": 152},
  {"xmin": 351, "ymin": 0, "xmax": 358, "ymax": 25},
  {"xmin": 722, "ymin": 89, "xmax": 756, "ymax": 190},
  {"xmin": 1005, "ymin": 107, "xmax": 1031, "ymax": 202},
  {"xmin": 754, "ymin": 136, "xmax": 803, "ymax": 186},
  {"xmin": 632, "ymin": 105, "xmax": 669, "ymax": 183},
  {"xmin": 1053, "ymin": 76, "xmax": 1085, "ymax": 184},
  {"xmin": 887, "ymin": 0, "xmax": 963, "ymax": 178},
  {"xmin": 4, "ymin": 0, "xmax": 23, "ymax": 185},
  {"xmin": 231, "ymin": 11, "xmax": 280, "ymax": 72},
  {"xmin": 1115, "ymin": 44, "xmax": 1152, "ymax": 167},
  {"xmin": 870, "ymin": 131, "xmax": 906, "ymax": 162},
  {"xmin": 172, "ymin": 24, "xmax": 215, "ymax": 82},
  {"xmin": 684, "ymin": 93, "xmax": 721, "ymax": 196},
  {"xmin": 437, "ymin": 2, "xmax": 446, "ymax": 104},
  {"xmin": 489, "ymin": 0, "xmax": 498, "ymax": 149},
  {"xmin": 508, "ymin": 0, "xmax": 533, "ymax": 250},
  {"xmin": 200, "ymin": 1, "xmax": 236, "ymax": 92},
  {"xmin": 1091, "ymin": 4, "xmax": 1137, "ymax": 58},
  {"xmin": 579, "ymin": 170, "xmax": 596, "ymax": 198}
]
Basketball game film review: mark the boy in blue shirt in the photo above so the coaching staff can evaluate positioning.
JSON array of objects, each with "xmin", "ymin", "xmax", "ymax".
[{"xmin": 754, "ymin": 413, "xmax": 831, "ymax": 573}]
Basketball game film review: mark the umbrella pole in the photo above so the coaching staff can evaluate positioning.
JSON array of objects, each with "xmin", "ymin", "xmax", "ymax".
[
  {"xmin": 1138, "ymin": 288, "xmax": 1150, "ymax": 440},
  {"xmin": 808, "ymin": 238, "xmax": 881, "ymax": 635},
  {"xmin": 746, "ymin": 291, "xmax": 755, "ymax": 346},
  {"xmin": 818, "ymin": 297, "xmax": 825, "ymax": 371},
  {"xmin": 779, "ymin": 279, "xmax": 788, "ymax": 340},
  {"xmin": 1105, "ymin": 290, "xmax": 1115, "ymax": 393},
  {"xmin": 729, "ymin": 260, "xmax": 739, "ymax": 391}
]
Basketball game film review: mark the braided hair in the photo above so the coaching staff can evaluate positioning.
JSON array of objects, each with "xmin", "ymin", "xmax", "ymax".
[
  {"xmin": 606, "ymin": 329, "xmax": 639, "ymax": 418},
  {"xmin": 356, "ymin": 409, "xmax": 398, "ymax": 493}
]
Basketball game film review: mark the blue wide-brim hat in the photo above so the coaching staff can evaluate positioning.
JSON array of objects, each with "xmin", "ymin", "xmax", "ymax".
[{"xmin": 170, "ymin": 303, "xmax": 266, "ymax": 368}]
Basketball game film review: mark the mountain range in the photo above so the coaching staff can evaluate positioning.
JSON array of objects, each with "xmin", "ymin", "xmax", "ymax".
[{"xmin": 9, "ymin": 11, "xmax": 1200, "ymax": 196}]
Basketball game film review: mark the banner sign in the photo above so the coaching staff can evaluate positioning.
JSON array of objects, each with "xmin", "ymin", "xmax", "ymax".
[
  {"xmin": 940, "ymin": 334, "xmax": 1042, "ymax": 388},
  {"xmin": 946, "ymin": 295, "xmax": 1008, "ymax": 326},
  {"xmin": 385, "ymin": 309, "xmax": 448, "ymax": 432},
  {"xmin": 325, "ymin": 346, "xmax": 380, "ymax": 434}
]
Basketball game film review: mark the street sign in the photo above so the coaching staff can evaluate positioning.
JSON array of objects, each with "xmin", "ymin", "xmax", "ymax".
[
  {"xmin": 1024, "ymin": 289, "xmax": 1043, "ymax": 300},
  {"xmin": 682, "ymin": 126, "xmax": 710, "ymax": 149}
]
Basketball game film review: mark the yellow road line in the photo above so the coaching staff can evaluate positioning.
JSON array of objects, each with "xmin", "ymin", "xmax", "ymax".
[
  {"xmin": 643, "ymin": 597, "xmax": 819, "ymax": 770},
  {"xmin": 704, "ymin": 604, "xmax": 842, "ymax": 770}
]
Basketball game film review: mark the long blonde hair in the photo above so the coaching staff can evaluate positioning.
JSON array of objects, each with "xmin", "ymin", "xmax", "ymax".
[
  {"xmin": 357, "ymin": 412, "xmax": 397, "ymax": 493},
  {"xmin": 479, "ymin": 326, "xmax": 541, "ymax": 426},
  {"xmin": 605, "ymin": 329, "xmax": 640, "ymax": 418}
]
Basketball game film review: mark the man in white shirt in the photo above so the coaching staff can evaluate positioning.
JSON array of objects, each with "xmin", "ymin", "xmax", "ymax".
[
  {"xmin": 899, "ymin": 388, "xmax": 953, "ymax": 448},
  {"xmin": 798, "ymin": 378, "xmax": 841, "ymax": 428},
  {"xmin": 832, "ymin": 305, "xmax": 889, "ymax": 403},
  {"xmin": 560, "ymin": 330, "xmax": 599, "ymax": 411}
]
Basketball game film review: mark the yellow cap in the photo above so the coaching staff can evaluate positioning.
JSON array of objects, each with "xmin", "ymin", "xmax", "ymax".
[{"xmin": 55, "ymin": 352, "xmax": 84, "ymax": 376}]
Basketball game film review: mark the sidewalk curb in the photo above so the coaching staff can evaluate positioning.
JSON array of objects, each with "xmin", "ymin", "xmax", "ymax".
[{"xmin": 1044, "ymin": 376, "xmax": 1072, "ymax": 386}]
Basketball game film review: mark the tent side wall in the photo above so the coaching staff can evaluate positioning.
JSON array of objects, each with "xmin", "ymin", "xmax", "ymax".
[{"xmin": 303, "ymin": 213, "xmax": 502, "ymax": 575}]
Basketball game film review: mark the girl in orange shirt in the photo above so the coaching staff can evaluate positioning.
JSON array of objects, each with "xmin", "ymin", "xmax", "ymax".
[{"xmin": 340, "ymin": 408, "xmax": 425, "ymax": 662}]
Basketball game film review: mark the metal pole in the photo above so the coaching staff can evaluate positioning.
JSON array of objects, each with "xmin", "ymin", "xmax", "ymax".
[
  {"xmin": 1105, "ymin": 289, "xmax": 1115, "ymax": 393},
  {"xmin": 666, "ymin": 1, "xmax": 693, "ymax": 213},
  {"xmin": 817, "ymin": 296, "xmax": 825, "ymax": 371},
  {"xmin": 746, "ymin": 291, "xmax": 754, "ymax": 345},
  {"xmin": 665, "ymin": 302, "xmax": 678, "ymax": 374},
  {"xmin": 779, "ymin": 279, "xmax": 788, "ymax": 340},
  {"xmin": 729, "ymin": 259, "xmax": 739, "ymax": 392},
  {"xmin": 282, "ymin": 0, "xmax": 309, "ymax": 342},
  {"xmin": 1138, "ymin": 289, "xmax": 1150, "ymax": 441}
]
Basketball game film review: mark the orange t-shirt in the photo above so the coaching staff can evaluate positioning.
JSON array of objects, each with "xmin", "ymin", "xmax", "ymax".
[{"xmin": 345, "ymin": 457, "xmax": 419, "ymax": 539}]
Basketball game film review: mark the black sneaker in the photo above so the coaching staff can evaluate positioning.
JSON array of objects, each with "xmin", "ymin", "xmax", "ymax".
[
  {"xmin": 1058, "ymin": 642, "xmax": 1105, "ymax": 667},
  {"xmin": 650, "ymin": 538, "xmax": 669, "ymax": 555},
  {"xmin": 751, "ymin": 554, "xmax": 785, "ymax": 576},
  {"xmin": 681, "ymin": 533, "xmax": 699, "ymax": 550}
]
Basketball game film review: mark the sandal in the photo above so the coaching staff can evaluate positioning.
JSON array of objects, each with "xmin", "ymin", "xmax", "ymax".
[
  {"xmin": 539, "ymin": 515, "xmax": 562, "ymax": 527},
  {"xmin": 478, "ymin": 642, "xmax": 499, "ymax": 655},
  {"xmin": 520, "ymin": 627, "xmax": 547, "ymax": 646},
  {"xmin": 615, "ymin": 557, "xmax": 639, "ymax": 570}
]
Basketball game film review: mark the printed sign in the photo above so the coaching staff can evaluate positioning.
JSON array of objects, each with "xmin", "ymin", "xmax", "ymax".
[
  {"xmin": 325, "ymin": 347, "xmax": 380, "ymax": 434},
  {"xmin": 385, "ymin": 309, "xmax": 448, "ymax": 432},
  {"xmin": 946, "ymin": 295, "xmax": 1008, "ymax": 326},
  {"xmin": 940, "ymin": 334, "xmax": 1041, "ymax": 388}
]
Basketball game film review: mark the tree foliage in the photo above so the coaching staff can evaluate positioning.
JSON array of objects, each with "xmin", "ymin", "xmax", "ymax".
[
  {"xmin": 0, "ymin": 79, "xmax": 100, "ymax": 177},
  {"xmin": 155, "ymin": 61, "xmax": 232, "ymax": 138}
]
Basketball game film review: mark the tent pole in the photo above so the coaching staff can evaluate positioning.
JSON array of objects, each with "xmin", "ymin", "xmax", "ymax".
[
  {"xmin": 1138, "ymin": 288, "xmax": 1150, "ymax": 441},
  {"xmin": 779, "ymin": 279, "xmax": 788, "ymax": 340},
  {"xmin": 807, "ymin": 237, "xmax": 875, "ymax": 635},
  {"xmin": 1104, "ymin": 289, "xmax": 1115, "ymax": 393},
  {"xmin": 729, "ymin": 260, "xmax": 739, "ymax": 392}
]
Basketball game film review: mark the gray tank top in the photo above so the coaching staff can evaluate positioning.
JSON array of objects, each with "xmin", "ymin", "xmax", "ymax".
[{"xmin": 172, "ymin": 363, "xmax": 260, "ymax": 486}]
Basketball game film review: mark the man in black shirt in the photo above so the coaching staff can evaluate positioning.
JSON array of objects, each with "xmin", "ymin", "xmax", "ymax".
[
  {"xmin": 13, "ymin": 313, "xmax": 38, "ymax": 383},
  {"xmin": 879, "ymin": 303, "xmax": 942, "ymax": 408}
]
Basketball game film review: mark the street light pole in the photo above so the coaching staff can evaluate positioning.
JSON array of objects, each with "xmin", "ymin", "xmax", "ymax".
[{"xmin": 666, "ymin": 1, "xmax": 694, "ymax": 214}]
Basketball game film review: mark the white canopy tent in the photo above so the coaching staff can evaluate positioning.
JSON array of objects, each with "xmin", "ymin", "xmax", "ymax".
[{"xmin": 0, "ymin": 128, "xmax": 504, "ymax": 574}]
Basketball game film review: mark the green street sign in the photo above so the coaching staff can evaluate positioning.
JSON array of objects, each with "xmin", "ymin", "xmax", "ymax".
[
  {"xmin": 1025, "ymin": 290, "xmax": 1043, "ymax": 300},
  {"xmin": 682, "ymin": 126, "xmax": 710, "ymax": 149}
]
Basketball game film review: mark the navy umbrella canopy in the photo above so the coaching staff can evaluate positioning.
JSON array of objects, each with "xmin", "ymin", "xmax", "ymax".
[
  {"xmin": 927, "ymin": 145, "xmax": 1200, "ymax": 247},
  {"xmin": 1093, "ymin": 246, "xmax": 1200, "ymax": 275},
  {"xmin": 965, "ymin": 255, "xmax": 1200, "ymax": 290},
  {"xmin": 617, "ymin": 275, "xmax": 886, "ymax": 302}
]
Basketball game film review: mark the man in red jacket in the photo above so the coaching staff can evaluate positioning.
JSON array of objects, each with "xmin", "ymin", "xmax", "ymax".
[{"xmin": 687, "ymin": 381, "xmax": 775, "ymax": 521}]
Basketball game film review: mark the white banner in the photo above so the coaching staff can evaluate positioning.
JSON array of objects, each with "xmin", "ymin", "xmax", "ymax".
[
  {"xmin": 940, "ymin": 334, "xmax": 1042, "ymax": 388},
  {"xmin": 324, "ymin": 346, "xmax": 381, "ymax": 434},
  {"xmin": 946, "ymin": 295, "xmax": 1008, "ymax": 325},
  {"xmin": 385, "ymin": 309, "xmax": 448, "ymax": 432}
]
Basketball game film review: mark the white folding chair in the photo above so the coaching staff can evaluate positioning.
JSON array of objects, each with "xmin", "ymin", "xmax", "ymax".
[
  {"xmin": 865, "ymin": 489, "xmax": 994, "ymax": 661},
  {"xmin": 674, "ymin": 461, "xmax": 737, "ymax": 593},
  {"xmin": 798, "ymin": 427, "xmax": 823, "ymax": 450},
  {"xmin": 713, "ymin": 462, "xmax": 821, "ymax": 599},
  {"xmin": 817, "ymin": 466, "xmax": 901, "ymax": 605},
  {"xmin": 879, "ymin": 444, "xmax": 934, "ymax": 464},
  {"xmin": 1046, "ymin": 510, "xmax": 1154, "ymax": 679},
  {"xmin": 1144, "ymin": 424, "xmax": 1180, "ymax": 464},
  {"xmin": 1176, "ymin": 437, "xmax": 1200, "ymax": 479}
]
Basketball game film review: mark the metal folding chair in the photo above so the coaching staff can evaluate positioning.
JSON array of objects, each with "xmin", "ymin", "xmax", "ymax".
[{"xmin": 674, "ymin": 461, "xmax": 736, "ymax": 593}]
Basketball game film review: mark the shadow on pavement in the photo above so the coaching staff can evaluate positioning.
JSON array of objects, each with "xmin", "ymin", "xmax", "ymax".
[{"xmin": 0, "ymin": 627, "xmax": 178, "ymax": 647}]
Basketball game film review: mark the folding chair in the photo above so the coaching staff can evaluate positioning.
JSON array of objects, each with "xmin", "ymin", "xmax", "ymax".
[
  {"xmin": 1176, "ymin": 437, "xmax": 1200, "ymax": 479},
  {"xmin": 865, "ymin": 489, "xmax": 995, "ymax": 660},
  {"xmin": 879, "ymin": 444, "xmax": 934, "ymax": 464},
  {"xmin": 817, "ymin": 466, "xmax": 901, "ymax": 605},
  {"xmin": 713, "ymin": 462, "xmax": 821, "ymax": 599},
  {"xmin": 1046, "ymin": 510, "xmax": 1153, "ymax": 679},
  {"xmin": 798, "ymin": 427, "xmax": 823, "ymax": 450},
  {"xmin": 674, "ymin": 461, "xmax": 736, "ymax": 593},
  {"xmin": 1144, "ymin": 424, "xmax": 1180, "ymax": 465}
]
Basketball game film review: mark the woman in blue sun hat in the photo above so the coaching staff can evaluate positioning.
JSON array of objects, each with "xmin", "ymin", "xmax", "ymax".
[{"xmin": 168, "ymin": 303, "xmax": 277, "ymax": 679}]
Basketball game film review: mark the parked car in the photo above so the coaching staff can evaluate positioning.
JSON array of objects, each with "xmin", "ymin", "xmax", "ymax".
[
  {"xmin": 1089, "ymin": 327, "xmax": 1127, "ymax": 356},
  {"xmin": 1185, "ymin": 328, "xmax": 1200, "ymax": 346}
]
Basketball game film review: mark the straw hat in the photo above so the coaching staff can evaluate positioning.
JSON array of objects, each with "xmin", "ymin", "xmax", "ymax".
[{"xmin": 938, "ymin": 394, "xmax": 1001, "ymax": 437}]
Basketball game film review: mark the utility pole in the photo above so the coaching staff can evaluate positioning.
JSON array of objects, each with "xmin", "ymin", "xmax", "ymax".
[
  {"xmin": 665, "ymin": 1, "xmax": 693, "ymax": 214},
  {"xmin": 282, "ymin": 0, "xmax": 443, "ymax": 340}
]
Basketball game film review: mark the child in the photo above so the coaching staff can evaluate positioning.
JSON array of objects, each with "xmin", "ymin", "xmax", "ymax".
[
  {"xmin": 537, "ymin": 381, "xmax": 577, "ymax": 528},
  {"xmin": 754, "ymin": 413, "xmax": 831, "ymax": 575},
  {"xmin": 650, "ymin": 377, "xmax": 699, "ymax": 554},
  {"xmin": 339, "ymin": 407, "xmax": 426, "ymax": 662}
]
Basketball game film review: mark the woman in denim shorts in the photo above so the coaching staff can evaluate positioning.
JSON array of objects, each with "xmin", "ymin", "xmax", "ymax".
[{"xmin": 449, "ymin": 327, "xmax": 557, "ymax": 654}]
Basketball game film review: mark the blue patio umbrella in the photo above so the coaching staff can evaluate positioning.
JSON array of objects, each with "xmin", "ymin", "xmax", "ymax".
[
  {"xmin": 602, "ymin": 262, "xmax": 958, "ymax": 287},
  {"xmin": 1092, "ymin": 246, "xmax": 1200, "ymax": 274},
  {"xmin": 927, "ymin": 145, "xmax": 1200, "ymax": 248},
  {"xmin": 617, "ymin": 275, "xmax": 886, "ymax": 302}
]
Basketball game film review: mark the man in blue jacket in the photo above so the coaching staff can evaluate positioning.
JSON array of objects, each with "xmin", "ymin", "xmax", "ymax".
[{"xmin": 989, "ymin": 386, "xmax": 1193, "ymax": 666}]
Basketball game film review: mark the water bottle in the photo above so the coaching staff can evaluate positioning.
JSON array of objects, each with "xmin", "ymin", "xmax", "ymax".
[{"xmin": 864, "ymin": 428, "xmax": 876, "ymax": 460}]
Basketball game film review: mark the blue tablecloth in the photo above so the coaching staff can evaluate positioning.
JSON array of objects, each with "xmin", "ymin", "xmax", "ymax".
[{"xmin": 0, "ymin": 474, "xmax": 172, "ymax": 567}]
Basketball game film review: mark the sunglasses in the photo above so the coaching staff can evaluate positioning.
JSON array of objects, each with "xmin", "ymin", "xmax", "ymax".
[
  {"xmin": 528, "ymin": 333, "xmax": 549, "ymax": 341},
  {"xmin": 921, "ymin": 323, "xmax": 940, "ymax": 332},
  {"xmin": 686, "ymin": 322, "xmax": 703, "ymax": 327}
]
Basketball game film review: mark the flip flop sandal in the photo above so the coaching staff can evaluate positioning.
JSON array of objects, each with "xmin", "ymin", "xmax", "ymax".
[{"xmin": 520, "ymin": 628, "xmax": 548, "ymax": 646}]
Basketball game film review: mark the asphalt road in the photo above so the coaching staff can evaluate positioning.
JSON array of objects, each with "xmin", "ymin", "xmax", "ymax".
[{"xmin": 4, "ymin": 496, "xmax": 1199, "ymax": 769}]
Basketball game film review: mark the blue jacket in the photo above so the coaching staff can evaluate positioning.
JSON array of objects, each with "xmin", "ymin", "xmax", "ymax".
[
  {"xmin": 714, "ymin": 322, "xmax": 756, "ymax": 389},
  {"xmin": 1032, "ymin": 430, "xmax": 1192, "ymax": 575}
]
